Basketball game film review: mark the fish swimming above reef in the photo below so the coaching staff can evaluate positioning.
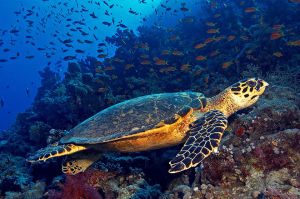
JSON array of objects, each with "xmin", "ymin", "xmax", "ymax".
[
  {"xmin": 0, "ymin": 98, "xmax": 3, "ymax": 107},
  {"xmin": 102, "ymin": 21, "xmax": 111, "ymax": 26},
  {"xmin": 27, "ymin": 78, "xmax": 268, "ymax": 175},
  {"xmin": 63, "ymin": 56, "xmax": 76, "ymax": 61},
  {"xmin": 26, "ymin": 88, "xmax": 30, "ymax": 96}
]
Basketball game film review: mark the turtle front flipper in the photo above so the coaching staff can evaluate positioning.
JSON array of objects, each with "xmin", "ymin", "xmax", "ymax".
[
  {"xmin": 27, "ymin": 144, "xmax": 87, "ymax": 162},
  {"xmin": 169, "ymin": 110, "xmax": 227, "ymax": 173},
  {"xmin": 62, "ymin": 150, "xmax": 103, "ymax": 175}
]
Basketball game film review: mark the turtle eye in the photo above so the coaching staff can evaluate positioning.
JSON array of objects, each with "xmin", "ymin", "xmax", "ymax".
[
  {"xmin": 246, "ymin": 80, "xmax": 256, "ymax": 88},
  {"xmin": 258, "ymin": 80, "xmax": 264, "ymax": 87}
]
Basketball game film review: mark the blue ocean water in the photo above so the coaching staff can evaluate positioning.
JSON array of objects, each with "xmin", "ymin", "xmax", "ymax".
[
  {"xmin": 0, "ymin": 0, "xmax": 299, "ymax": 198},
  {"xmin": 0, "ymin": 0, "xmax": 166, "ymax": 131}
]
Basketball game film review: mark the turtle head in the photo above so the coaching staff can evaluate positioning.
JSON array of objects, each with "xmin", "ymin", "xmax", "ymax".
[{"xmin": 229, "ymin": 77, "xmax": 269, "ymax": 110}]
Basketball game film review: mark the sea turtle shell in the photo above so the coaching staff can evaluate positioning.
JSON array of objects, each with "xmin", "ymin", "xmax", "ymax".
[{"xmin": 60, "ymin": 92, "xmax": 206, "ymax": 144}]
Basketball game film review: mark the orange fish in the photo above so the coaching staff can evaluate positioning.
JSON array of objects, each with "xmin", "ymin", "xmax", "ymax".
[
  {"xmin": 104, "ymin": 58, "xmax": 112, "ymax": 62},
  {"xmin": 272, "ymin": 24, "xmax": 284, "ymax": 29},
  {"xmin": 184, "ymin": 18, "xmax": 194, "ymax": 23},
  {"xmin": 246, "ymin": 49, "xmax": 253, "ymax": 54},
  {"xmin": 180, "ymin": 7, "xmax": 190, "ymax": 12},
  {"xmin": 245, "ymin": 7, "xmax": 258, "ymax": 13},
  {"xmin": 221, "ymin": 61, "xmax": 233, "ymax": 69},
  {"xmin": 159, "ymin": 67, "xmax": 176, "ymax": 73},
  {"xmin": 104, "ymin": 66, "xmax": 114, "ymax": 71},
  {"xmin": 240, "ymin": 36, "xmax": 249, "ymax": 40},
  {"xmin": 170, "ymin": 36, "xmax": 180, "ymax": 40},
  {"xmin": 195, "ymin": 55, "xmax": 207, "ymax": 61},
  {"xmin": 165, "ymin": 66, "xmax": 176, "ymax": 72},
  {"xmin": 140, "ymin": 44, "xmax": 149, "ymax": 50},
  {"xmin": 270, "ymin": 30, "xmax": 284, "ymax": 40},
  {"xmin": 140, "ymin": 54, "xmax": 149, "ymax": 58},
  {"xmin": 209, "ymin": 50, "xmax": 219, "ymax": 57},
  {"xmin": 205, "ymin": 76, "xmax": 209, "ymax": 84},
  {"xmin": 206, "ymin": 22, "xmax": 215, "ymax": 26},
  {"xmin": 227, "ymin": 35, "xmax": 236, "ymax": 41},
  {"xmin": 97, "ymin": 54, "xmax": 107, "ymax": 58},
  {"xmin": 210, "ymin": 2, "xmax": 216, "ymax": 7},
  {"xmin": 195, "ymin": 70, "xmax": 201, "ymax": 75},
  {"xmin": 180, "ymin": 63, "xmax": 190, "ymax": 70},
  {"xmin": 159, "ymin": 68, "xmax": 167, "ymax": 73},
  {"xmin": 194, "ymin": 43, "xmax": 206, "ymax": 49},
  {"xmin": 207, "ymin": 28, "xmax": 219, "ymax": 33},
  {"xmin": 153, "ymin": 57, "xmax": 160, "ymax": 61},
  {"xmin": 155, "ymin": 59, "xmax": 167, "ymax": 65},
  {"xmin": 159, "ymin": 68, "xmax": 165, "ymax": 73},
  {"xmin": 161, "ymin": 50, "xmax": 170, "ymax": 55},
  {"xmin": 111, "ymin": 75, "xmax": 118, "ymax": 79},
  {"xmin": 95, "ymin": 68, "xmax": 104, "ymax": 73},
  {"xmin": 98, "ymin": 88, "xmax": 107, "ymax": 93},
  {"xmin": 113, "ymin": 58, "xmax": 124, "ymax": 62},
  {"xmin": 141, "ymin": 60, "xmax": 151, "ymax": 65},
  {"xmin": 172, "ymin": 51, "xmax": 184, "ymax": 56},
  {"xmin": 287, "ymin": 40, "xmax": 300, "ymax": 46},
  {"xmin": 259, "ymin": 17, "xmax": 263, "ymax": 25},
  {"xmin": 273, "ymin": 52, "xmax": 283, "ymax": 57},
  {"xmin": 204, "ymin": 37, "xmax": 215, "ymax": 43},
  {"xmin": 214, "ymin": 36, "xmax": 223, "ymax": 42},
  {"xmin": 125, "ymin": 64, "xmax": 134, "ymax": 69}
]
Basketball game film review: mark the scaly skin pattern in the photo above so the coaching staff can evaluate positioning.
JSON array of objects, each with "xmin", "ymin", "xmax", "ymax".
[
  {"xmin": 202, "ymin": 78, "xmax": 268, "ymax": 118},
  {"xmin": 168, "ymin": 77, "xmax": 269, "ymax": 173}
]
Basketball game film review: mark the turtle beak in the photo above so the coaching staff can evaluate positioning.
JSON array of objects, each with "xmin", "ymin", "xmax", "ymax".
[
  {"xmin": 256, "ymin": 79, "xmax": 269, "ymax": 95},
  {"xmin": 261, "ymin": 80, "xmax": 269, "ymax": 87}
]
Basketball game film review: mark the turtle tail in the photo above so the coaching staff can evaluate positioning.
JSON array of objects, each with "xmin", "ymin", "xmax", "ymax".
[{"xmin": 26, "ymin": 144, "xmax": 87, "ymax": 162}]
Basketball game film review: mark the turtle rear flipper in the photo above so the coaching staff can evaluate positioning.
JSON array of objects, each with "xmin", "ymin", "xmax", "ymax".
[
  {"xmin": 27, "ymin": 144, "xmax": 87, "ymax": 162},
  {"xmin": 62, "ymin": 150, "xmax": 103, "ymax": 175},
  {"xmin": 169, "ymin": 110, "xmax": 227, "ymax": 173}
]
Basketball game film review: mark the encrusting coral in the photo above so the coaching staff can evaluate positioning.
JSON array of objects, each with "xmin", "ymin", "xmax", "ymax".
[{"xmin": 0, "ymin": 0, "xmax": 299, "ymax": 197}]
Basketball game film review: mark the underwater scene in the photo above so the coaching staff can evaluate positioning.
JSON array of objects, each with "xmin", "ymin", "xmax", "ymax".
[{"xmin": 0, "ymin": 0, "xmax": 300, "ymax": 198}]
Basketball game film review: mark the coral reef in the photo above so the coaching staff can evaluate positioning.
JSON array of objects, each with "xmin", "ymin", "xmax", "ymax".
[
  {"xmin": 0, "ymin": 153, "xmax": 47, "ymax": 199},
  {"xmin": 47, "ymin": 170, "xmax": 104, "ymax": 199},
  {"xmin": 0, "ymin": 58, "xmax": 299, "ymax": 199},
  {"xmin": 229, "ymin": 85, "xmax": 299, "ymax": 140},
  {"xmin": 0, "ymin": 0, "xmax": 299, "ymax": 198}
]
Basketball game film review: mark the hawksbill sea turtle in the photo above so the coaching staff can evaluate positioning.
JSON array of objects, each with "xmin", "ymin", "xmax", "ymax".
[{"xmin": 27, "ymin": 78, "xmax": 268, "ymax": 175}]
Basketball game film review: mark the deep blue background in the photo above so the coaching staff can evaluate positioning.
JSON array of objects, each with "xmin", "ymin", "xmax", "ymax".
[{"xmin": 0, "ymin": 0, "xmax": 171, "ymax": 131}]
